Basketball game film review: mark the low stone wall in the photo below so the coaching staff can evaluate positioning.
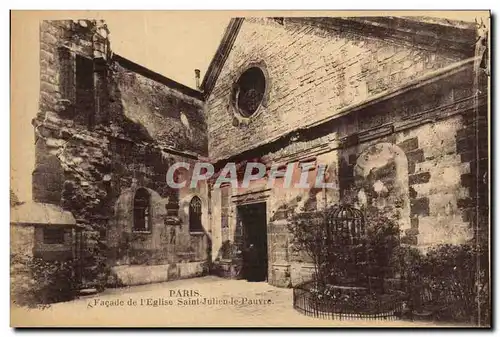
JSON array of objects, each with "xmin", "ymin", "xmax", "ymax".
[
  {"xmin": 268, "ymin": 262, "xmax": 315, "ymax": 288},
  {"xmin": 212, "ymin": 259, "xmax": 243, "ymax": 279},
  {"xmin": 11, "ymin": 225, "xmax": 35, "ymax": 258},
  {"xmin": 109, "ymin": 261, "xmax": 206, "ymax": 286}
]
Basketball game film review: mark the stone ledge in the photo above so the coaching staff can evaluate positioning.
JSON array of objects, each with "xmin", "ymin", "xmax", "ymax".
[{"xmin": 109, "ymin": 262, "xmax": 205, "ymax": 287}]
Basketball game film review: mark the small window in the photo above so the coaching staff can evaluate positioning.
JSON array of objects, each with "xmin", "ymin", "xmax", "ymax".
[
  {"xmin": 133, "ymin": 188, "xmax": 151, "ymax": 232},
  {"xmin": 75, "ymin": 54, "xmax": 96, "ymax": 128},
  {"xmin": 232, "ymin": 67, "xmax": 266, "ymax": 117},
  {"xmin": 58, "ymin": 47, "xmax": 75, "ymax": 106},
  {"xmin": 43, "ymin": 228, "xmax": 65, "ymax": 244},
  {"xmin": 165, "ymin": 188, "xmax": 180, "ymax": 217},
  {"xmin": 220, "ymin": 186, "xmax": 230, "ymax": 229},
  {"xmin": 189, "ymin": 196, "xmax": 203, "ymax": 233},
  {"xmin": 58, "ymin": 48, "xmax": 96, "ymax": 128}
]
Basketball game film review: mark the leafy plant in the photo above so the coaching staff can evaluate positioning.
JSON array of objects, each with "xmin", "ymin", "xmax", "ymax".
[
  {"xmin": 216, "ymin": 240, "xmax": 241, "ymax": 261},
  {"xmin": 422, "ymin": 244, "xmax": 489, "ymax": 324},
  {"xmin": 287, "ymin": 208, "xmax": 330, "ymax": 285},
  {"xmin": 287, "ymin": 204, "xmax": 490, "ymax": 325},
  {"xmin": 364, "ymin": 210, "xmax": 401, "ymax": 292},
  {"xmin": 11, "ymin": 253, "xmax": 78, "ymax": 307},
  {"xmin": 393, "ymin": 243, "xmax": 490, "ymax": 325},
  {"xmin": 80, "ymin": 230, "xmax": 108, "ymax": 290},
  {"xmin": 287, "ymin": 205, "xmax": 401, "ymax": 292}
]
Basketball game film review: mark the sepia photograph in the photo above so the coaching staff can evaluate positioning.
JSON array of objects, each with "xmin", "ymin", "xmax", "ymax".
[{"xmin": 9, "ymin": 10, "xmax": 491, "ymax": 328}]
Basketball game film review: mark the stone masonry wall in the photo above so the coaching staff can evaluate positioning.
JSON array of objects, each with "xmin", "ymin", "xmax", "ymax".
[
  {"xmin": 34, "ymin": 20, "xmax": 210, "ymax": 285},
  {"xmin": 113, "ymin": 60, "xmax": 207, "ymax": 155},
  {"xmin": 208, "ymin": 58, "xmax": 487, "ymax": 286},
  {"xmin": 205, "ymin": 17, "xmax": 470, "ymax": 161}
]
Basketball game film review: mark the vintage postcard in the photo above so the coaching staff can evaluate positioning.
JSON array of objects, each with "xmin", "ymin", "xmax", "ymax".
[{"xmin": 10, "ymin": 10, "xmax": 491, "ymax": 327}]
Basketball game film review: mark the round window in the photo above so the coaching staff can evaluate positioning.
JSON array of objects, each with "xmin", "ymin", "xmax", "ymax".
[{"xmin": 233, "ymin": 67, "xmax": 266, "ymax": 117}]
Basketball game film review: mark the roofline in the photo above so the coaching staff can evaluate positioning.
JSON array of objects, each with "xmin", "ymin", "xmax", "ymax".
[
  {"xmin": 112, "ymin": 53, "xmax": 204, "ymax": 101},
  {"xmin": 294, "ymin": 16, "xmax": 476, "ymax": 57},
  {"xmin": 199, "ymin": 16, "xmax": 477, "ymax": 99},
  {"xmin": 200, "ymin": 18, "xmax": 244, "ymax": 99},
  {"xmin": 10, "ymin": 222, "xmax": 81, "ymax": 227}
]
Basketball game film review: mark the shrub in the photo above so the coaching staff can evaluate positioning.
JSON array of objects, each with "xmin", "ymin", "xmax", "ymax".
[
  {"xmin": 394, "ymin": 243, "xmax": 490, "ymax": 325},
  {"xmin": 80, "ymin": 231, "xmax": 108, "ymax": 291},
  {"xmin": 287, "ymin": 205, "xmax": 490, "ymax": 325},
  {"xmin": 422, "ymin": 244, "xmax": 489, "ymax": 324},
  {"xmin": 392, "ymin": 245, "xmax": 426, "ymax": 310},
  {"xmin": 287, "ymin": 205, "xmax": 380, "ymax": 288},
  {"xmin": 364, "ymin": 211, "xmax": 401, "ymax": 292},
  {"xmin": 216, "ymin": 240, "xmax": 241, "ymax": 261},
  {"xmin": 287, "ymin": 209, "xmax": 328, "ymax": 282},
  {"xmin": 11, "ymin": 253, "xmax": 78, "ymax": 307}
]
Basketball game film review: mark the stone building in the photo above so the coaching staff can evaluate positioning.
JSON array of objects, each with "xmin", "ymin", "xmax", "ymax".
[
  {"xmin": 33, "ymin": 20, "xmax": 210, "ymax": 286},
  {"xmin": 31, "ymin": 17, "xmax": 488, "ymax": 288},
  {"xmin": 202, "ymin": 17, "xmax": 488, "ymax": 287}
]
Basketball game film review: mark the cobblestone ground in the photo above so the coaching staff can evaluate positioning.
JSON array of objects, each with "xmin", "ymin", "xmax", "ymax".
[{"xmin": 12, "ymin": 276, "xmax": 456, "ymax": 327}]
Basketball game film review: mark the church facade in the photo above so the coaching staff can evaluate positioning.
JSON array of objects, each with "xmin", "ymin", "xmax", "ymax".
[
  {"xmin": 32, "ymin": 17, "xmax": 488, "ymax": 288},
  {"xmin": 202, "ymin": 17, "xmax": 488, "ymax": 287}
]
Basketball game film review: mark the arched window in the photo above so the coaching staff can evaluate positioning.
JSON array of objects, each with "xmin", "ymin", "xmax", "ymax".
[
  {"xmin": 133, "ymin": 188, "xmax": 151, "ymax": 232},
  {"xmin": 189, "ymin": 196, "xmax": 203, "ymax": 233}
]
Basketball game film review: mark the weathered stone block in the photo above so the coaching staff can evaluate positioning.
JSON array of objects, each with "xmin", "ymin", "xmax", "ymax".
[
  {"xmin": 411, "ymin": 217, "xmax": 419, "ymax": 229},
  {"xmin": 397, "ymin": 137, "xmax": 419, "ymax": 152},
  {"xmin": 40, "ymin": 49, "xmax": 55, "ymax": 64},
  {"xmin": 290, "ymin": 263, "xmax": 314, "ymax": 287},
  {"xmin": 456, "ymin": 136, "xmax": 474, "ymax": 153},
  {"xmin": 461, "ymin": 208, "xmax": 474, "ymax": 222},
  {"xmin": 460, "ymin": 173, "xmax": 474, "ymax": 189},
  {"xmin": 410, "ymin": 197, "xmax": 430, "ymax": 217},
  {"xmin": 409, "ymin": 172, "xmax": 431, "ymax": 185},
  {"xmin": 401, "ymin": 235, "xmax": 417, "ymax": 245},
  {"xmin": 178, "ymin": 262, "xmax": 205, "ymax": 279},
  {"xmin": 269, "ymin": 264, "xmax": 291, "ymax": 288},
  {"xmin": 460, "ymin": 151, "xmax": 475, "ymax": 163},
  {"xmin": 409, "ymin": 186, "xmax": 418, "ymax": 199},
  {"xmin": 457, "ymin": 197, "xmax": 474, "ymax": 209},
  {"xmin": 405, "ymin": 228, "xmax": 419, "ymax": 236},
  {"xmin": 40, "ymin": 81, "xmax": 58, "ymax": 94},
  {"xmin": 348, "ymin": 153, "xmax": 358, "ymax": 165},
  {"xmin": 110, "ymin": 265, "xmax": 170, "ymax": 286},
  {"xmin": 408, "ymin": 162, "xmax": 416, "ymax": 174},
  {"xmin": 41, "ymin": 31, "xmax": 58, "ymax": 45},
  {"xmin": 406, "ymin": 149, "xmax": 425, "ymax": 164}
]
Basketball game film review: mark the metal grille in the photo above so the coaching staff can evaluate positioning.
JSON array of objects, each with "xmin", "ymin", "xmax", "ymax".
[
  {"xmin": 293, "ymin": 281, "xmax": 404, "ymax": 321},
  {"xmin": 326, "ymin": 205, "xmax": 365, "ymax": 246}
]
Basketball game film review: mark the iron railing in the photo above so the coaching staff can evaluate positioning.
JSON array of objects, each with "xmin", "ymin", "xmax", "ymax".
[{"xmin": 293, "ymin": 280, "xmax": 405, "ymax": 321}]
